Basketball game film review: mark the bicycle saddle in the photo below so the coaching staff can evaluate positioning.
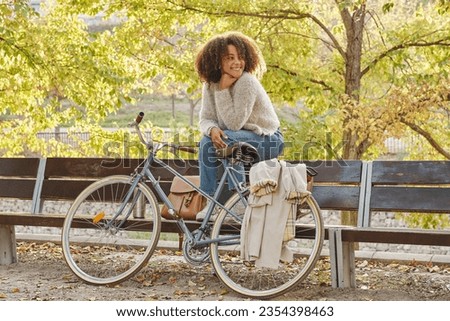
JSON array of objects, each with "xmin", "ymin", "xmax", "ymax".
[{"xmin": 216, "ymin": 142, "xmax": 260, "ymax": 165}]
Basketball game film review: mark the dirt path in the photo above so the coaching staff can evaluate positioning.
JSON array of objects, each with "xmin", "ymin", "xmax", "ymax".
[{"xmin": 1, "ymin": 242, "xmax": 449, "ymax": 301}]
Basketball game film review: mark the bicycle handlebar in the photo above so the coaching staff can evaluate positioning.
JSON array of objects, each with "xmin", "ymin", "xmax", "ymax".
[
  {"xmin": 135, "ymin": 112, "xmax": 144, "ymax": 124},
  {"xmin": 132, "ymin": 112, "xmax": 197, "ymax": 154}
]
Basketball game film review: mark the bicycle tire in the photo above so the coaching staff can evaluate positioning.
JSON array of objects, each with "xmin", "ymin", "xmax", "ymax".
[
  {"xmin": 61, "ymin": 175, "xmax": 161, "ymax": 285},
  {"xmin": 210, "ymin": 190, "xmax": 324, "ymax": 299}
]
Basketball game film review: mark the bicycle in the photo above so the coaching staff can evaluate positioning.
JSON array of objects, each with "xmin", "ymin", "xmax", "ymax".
[{"xmin": 61, "ymin": 112, "xmax": 324, "ymax": 299}]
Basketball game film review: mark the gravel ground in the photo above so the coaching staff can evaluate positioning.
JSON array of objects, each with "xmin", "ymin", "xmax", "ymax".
[{"xmin": 1, "ymin": 242, "xmax": 449, "ymax": 302}]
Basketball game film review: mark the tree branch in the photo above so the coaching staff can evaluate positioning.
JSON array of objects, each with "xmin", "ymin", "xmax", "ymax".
[
  {"xmin": 167, "ymin": 1, "xmax": 346, "ymax": 58},
  {"xmin": 362, "ymin": 38, "xmax": 450, "ymax": 76},
  {"xmin": 267, "ymin": 64, "xmax": 334, "ymax": 91},
  {"xmin": 222, "ymin": 10, "xmax": 346, "ymax": 58},
  {"xmin": 266, "ymin": 30, "xmax": 337, "ymax": 52},
  {"xmin": 400, "ymin": 118, "xmax": 450, "ymax": 160}
]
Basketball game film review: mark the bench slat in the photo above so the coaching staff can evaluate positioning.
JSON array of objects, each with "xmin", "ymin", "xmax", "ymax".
[
  {"xmin": 340, "ymin": 227, "xmax": 450, "ymax": 246},
  {"xmin": 0, "ymin": 158, "xmax": 40, "ymax": 177},
  {"xmin": 371, "ymin": 161, "xmax": 450, "ymax": 185},
  {"xmin": 312, "ymin": 186, "xmax": 361, "ymax": 211},
  {"xmin": 302, "ymin": 160, "xmax": 363, "ymax": 184},
  {"xmin": 0, "ymin": 212, "xmax": 199, "ymax": 233},
  {"xmin": 370, "ymin": 186, "xmax": 450, "ymax": 213},
  {"xmin": 0, "ymin": 180, "xmax": 37, "ymax": 199},
  {"xmin": 44, "ymin": 158, "xmax": 199, "ymax": 178},
  {"xmin": 40, "ymin": 180, "xmax": 172, "ymax": 202}
]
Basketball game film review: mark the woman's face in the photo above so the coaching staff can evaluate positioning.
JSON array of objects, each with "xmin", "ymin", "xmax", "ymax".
[{"xmin": 221, "ymin": 44, "xmax": 245, "ymax": 79}]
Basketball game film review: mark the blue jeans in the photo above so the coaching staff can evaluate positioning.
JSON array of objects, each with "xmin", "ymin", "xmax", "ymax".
[{"xmin": 199, "ymin": 129, "xmax": 284, "ymax": 195}]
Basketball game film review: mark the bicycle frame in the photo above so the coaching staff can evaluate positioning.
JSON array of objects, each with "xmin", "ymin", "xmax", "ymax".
[
  {"xmin": 108, "ymin": 113, "xmax": 248, "ymax": 249},
  {"xmin": 112, "ymin": 143, "xmax": 247, "ymax": 249}
]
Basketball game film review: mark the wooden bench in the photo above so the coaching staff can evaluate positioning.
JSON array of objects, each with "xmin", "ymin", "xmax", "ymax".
[
  {"xmin": 0, "ymin": 158, "xmax": 42, "ymax": 264},
  {"xmin": 0, "ymin": 158, "xmax": 366, "ymax": 267},
  {"xmin": 329, "ymin": 160, "xmax": 450, "ymax": 288},
  {"xmin": 3, "ymin": 158, "xmax": 449, "ymax": 290},
  {"xmin": 0, "ymin": 157, "xmax": 202, "ymax": 264}
]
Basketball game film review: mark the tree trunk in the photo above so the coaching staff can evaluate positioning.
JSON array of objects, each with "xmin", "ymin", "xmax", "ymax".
[
  {"xmin": 340, "ymin": 4, "xmax": 366, "ymax": 161},
  {"xmin": 340, "ymin": 4, "xmax": 366, "ymax": 227}
]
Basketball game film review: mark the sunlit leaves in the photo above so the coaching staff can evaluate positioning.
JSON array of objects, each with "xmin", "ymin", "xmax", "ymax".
[
  {"xmin": 0, "ymin": 0, "xmax": 449, "ymax": 160},
  {"xmin": 437, "ymin": 0, "xmax": 450, "ymax": 14},
  {"xmin": 382, "ymin": 2, "xmax": 394, "ymax": 14}
]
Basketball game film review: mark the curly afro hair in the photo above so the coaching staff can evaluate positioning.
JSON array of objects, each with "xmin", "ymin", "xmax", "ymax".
[{"xmin": 195, "ymin": 31, "xmax": 266, "ymax": 84}]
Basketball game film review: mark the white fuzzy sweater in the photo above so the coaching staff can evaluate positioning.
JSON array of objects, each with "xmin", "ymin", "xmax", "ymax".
[{"xmin": 199, "ymin": 72, "xmax": 280, "ymax": 136}]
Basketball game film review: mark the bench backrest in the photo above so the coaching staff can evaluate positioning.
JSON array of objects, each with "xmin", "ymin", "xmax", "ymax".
[
  {"xmin": 0, "ymin": 158, "xmax": 41, "ymax": 200},
  {"xmin": 360, "ymin": 161, "xmax": 450, "ymax": 227},
  {"xmin": 1, "ymin": 158, "xmax": 366, "ymax": 214},
  {"xmin": 303, "ymin": 160, "xmax": 365, "ymax": 212},
  {"xmin": 39, "ymin": 158, "xmax": 199, "ymax": 205}
]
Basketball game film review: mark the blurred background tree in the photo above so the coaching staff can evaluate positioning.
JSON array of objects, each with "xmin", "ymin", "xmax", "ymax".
[{"xmin": 1, "ymin": 0, "xmax": 449, "ymax": 160}]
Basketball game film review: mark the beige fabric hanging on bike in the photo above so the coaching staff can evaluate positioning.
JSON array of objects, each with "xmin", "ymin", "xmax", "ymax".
[{"xmin": 240, "ymin": 159, "xmax": 310, "ymax": 269}]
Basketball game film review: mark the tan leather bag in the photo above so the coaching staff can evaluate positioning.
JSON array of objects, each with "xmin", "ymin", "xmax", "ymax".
[{"xmin": 161, "ymin": 176, "xmax": 206, "ymax": 220}]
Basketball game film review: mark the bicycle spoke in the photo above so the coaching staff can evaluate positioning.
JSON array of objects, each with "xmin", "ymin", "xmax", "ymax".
[
  {"xmin": 62, "ymin": 176, "xmax": 161, "ymax": 285},
  {"xmin": 210, "ymin": 191, "xmax": 324, "ymax": 299}
]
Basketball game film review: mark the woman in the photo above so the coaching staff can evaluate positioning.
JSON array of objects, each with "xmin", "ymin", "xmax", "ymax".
[{"xmin": 195, "ymin": 31, "xmax": 284, "ymax": 220}]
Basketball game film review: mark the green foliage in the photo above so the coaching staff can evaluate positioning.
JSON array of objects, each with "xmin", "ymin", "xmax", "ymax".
[
  {"xmin": 437, "ymin": 0, "xmax": 450, "ymax": 14},
  {"xmin": 281, "ymin": 109, "xmax": 343, "ymax": 161},
  {"xmin": 382, "ymin": 2, "xmax": 395, "ymax": 14},
  {"xmin": 398, "ymin": 212, "xmax": 450, "ymax": 230},
  {"xmin": 1, "ymin": 0, "xmax": 449, "ymax": 163}
]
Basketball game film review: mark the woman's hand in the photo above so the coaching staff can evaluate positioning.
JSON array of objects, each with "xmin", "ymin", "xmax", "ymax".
[
  {"xmin": 210, "ymin": 127, "xmax": 228, "ymax": 149},
  {"xmin": 219, "ymin": 72, "xmax": 238, "ymax": 90}
]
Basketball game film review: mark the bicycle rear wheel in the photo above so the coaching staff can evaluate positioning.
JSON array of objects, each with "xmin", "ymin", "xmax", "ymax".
[
  {"xmin": 61, "ymin": 175, "xmax": 161, "ymax": 285},
  {"xmin": 210, "ymin": 190, "xmax": 324, "ymax": 299}
]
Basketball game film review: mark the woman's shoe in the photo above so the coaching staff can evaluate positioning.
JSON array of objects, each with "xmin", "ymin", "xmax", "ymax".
[{"xmin": 196, "ymin": 199, "xmax": 218, "ymax": 222}]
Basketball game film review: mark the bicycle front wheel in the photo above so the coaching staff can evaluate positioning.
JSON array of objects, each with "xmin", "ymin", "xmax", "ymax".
[
  {"xmin": 210, "ymin": 190, "xmax": 324, "ymax": 299},
  {"xmin": 61, "ymin": 175, "xmax": 161, "ymax": 285}
]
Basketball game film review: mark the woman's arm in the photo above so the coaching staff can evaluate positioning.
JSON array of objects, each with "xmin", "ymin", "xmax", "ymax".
[
  {"xmin": 214, "ymin": 73, "xmax": 259, "ymax": 131},
  {"xmin": 199, "ymin": 84, "xmax": 220, "ymax": 136}
]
